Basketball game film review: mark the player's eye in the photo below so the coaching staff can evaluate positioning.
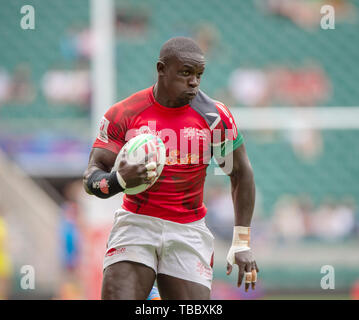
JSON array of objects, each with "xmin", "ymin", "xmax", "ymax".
[{"xmin": 181, "ymin": 71, "xmax": 190, "ymax": 76}]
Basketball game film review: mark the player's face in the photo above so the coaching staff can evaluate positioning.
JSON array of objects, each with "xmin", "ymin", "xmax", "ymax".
[{"xmin": 163, "ymin": 53, "xmax": 206, "ymax": 106}]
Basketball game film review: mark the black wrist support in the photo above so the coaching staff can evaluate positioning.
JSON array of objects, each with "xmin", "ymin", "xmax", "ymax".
[{"xmin": 86, "ymin": 170, "xmax": 124, "ymax": 199}]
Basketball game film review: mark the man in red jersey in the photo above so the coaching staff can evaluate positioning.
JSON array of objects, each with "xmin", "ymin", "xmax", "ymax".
[{"xmin": 83, "ymin": 37, "xmax": 258, "ymax": 300}]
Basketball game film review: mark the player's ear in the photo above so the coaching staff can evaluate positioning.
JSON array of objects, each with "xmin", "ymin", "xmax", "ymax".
[{"xmin": 157, "ymin": 61, "xmax": 166, "ymax": 76}]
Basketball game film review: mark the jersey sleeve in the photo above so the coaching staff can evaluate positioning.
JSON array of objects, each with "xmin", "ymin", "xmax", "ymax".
[
  {"xmin": 92, "ymin": 103, "xmax": 127, "ymax": 154},
  {"xmin": 212, "ymin": 102, "xmax": 244, "ymax": 158}
]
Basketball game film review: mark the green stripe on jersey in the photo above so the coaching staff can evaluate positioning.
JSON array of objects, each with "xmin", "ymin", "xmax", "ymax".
[{"xmin": 220, "ymin": 128, "xmax": 244, "ymax": 157}]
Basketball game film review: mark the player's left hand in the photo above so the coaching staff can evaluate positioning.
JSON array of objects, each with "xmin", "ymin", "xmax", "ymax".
[{"xmin": 226, "ymin": 250, "xmax": 259, "ymax": 292}]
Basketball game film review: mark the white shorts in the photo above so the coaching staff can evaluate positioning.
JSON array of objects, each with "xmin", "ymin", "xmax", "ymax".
[{"xmin": 103, "ymin": 209, "xmax": 215, "ymax": 289}]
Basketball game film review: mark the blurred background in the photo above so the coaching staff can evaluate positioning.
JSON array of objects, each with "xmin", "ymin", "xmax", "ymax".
[{"xmin": 0, "ymin": 0, "xmax": 358, "ymax": 300}]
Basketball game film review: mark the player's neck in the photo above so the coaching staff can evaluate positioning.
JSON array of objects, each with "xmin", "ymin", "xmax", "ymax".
[{"xmin": 153, "ymin": 83, "xmax": 187, "ymax": 108}]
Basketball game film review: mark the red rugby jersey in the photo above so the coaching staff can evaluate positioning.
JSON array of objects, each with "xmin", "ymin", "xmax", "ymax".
[{"xmin": 93, "ymin": 86, "xmax": 243, "ymax": 223}]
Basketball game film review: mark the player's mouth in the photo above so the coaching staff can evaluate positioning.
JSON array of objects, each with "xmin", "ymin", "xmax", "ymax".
[{"xmin": 184, "ymin": 91, "xmax": 197, "ymax": 98}]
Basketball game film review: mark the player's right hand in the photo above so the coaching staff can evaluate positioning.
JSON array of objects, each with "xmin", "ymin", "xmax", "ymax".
[{"xmin": 117, "ymin": 152, "xmax": 158, "ymax": 188}]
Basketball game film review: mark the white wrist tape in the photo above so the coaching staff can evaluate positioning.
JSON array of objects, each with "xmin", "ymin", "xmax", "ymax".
[
  {"xmin": 116, "ymin": 171, "xmax": 127, "ymax": 189},
  {"xmin": 226, "ymin": 226, "xmax": 251, "ymax": 265}
]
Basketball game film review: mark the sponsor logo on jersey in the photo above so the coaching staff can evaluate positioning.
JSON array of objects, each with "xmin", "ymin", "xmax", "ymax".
[
  {"xmin": 182, "ymin": 127, "xmax": 210, "ymax": 141},
  {"xmin": 133, "ymin": 123, "xmax": 211, "ymax": 165},
  {"xmin": 165, "ymin": 149, "xmax": 201, "ymax": 165},
  {"xmin": 135, "ymin": 125, "xmax": 210, "ymax": 142}
]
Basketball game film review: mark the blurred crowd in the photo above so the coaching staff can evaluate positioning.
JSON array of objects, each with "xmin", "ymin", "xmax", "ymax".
[
  {"xmin": 225, "ymin": 64, "xmax": 331, "ymax": 108},
  {"xmin": 0, "ymin": 65, "xmax": 35, "ymax": 106},
  {"xmin": 256, "ymin": 0, "xmax": 356, "ymax": 30},
  {"xmin": 271, "ymin": 194, "xmax": 357, "ymax": 242},
  {"xmin": 0, "ymin": 26, "xmax": 91, "ymax": 110},
  {"xmin": 205, "ymin": 184, "xmax": 358, "ymax": 244}
]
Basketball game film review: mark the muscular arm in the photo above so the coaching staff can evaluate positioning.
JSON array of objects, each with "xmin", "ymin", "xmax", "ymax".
[
  {"xmin": 83, "ymin": 147, "xmax": 154, "ymax": 198},
  {"xmin": 218, "ymin": 143, "xmax": 258, "ymax": 291},
  {"xmin": 229, "ymin": 145, "xmax": 255, "ymax": 226},
  {"xmin": 219, "ymin": 144, "xmax": 256, "ymax": 226}
]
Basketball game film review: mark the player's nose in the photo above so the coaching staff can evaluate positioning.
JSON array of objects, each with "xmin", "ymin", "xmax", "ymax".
[{"xmin": 188, "ymin": 75, "xmax": 200, "ymax": 88}]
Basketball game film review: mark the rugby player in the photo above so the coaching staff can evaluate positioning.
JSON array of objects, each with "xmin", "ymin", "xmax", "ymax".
[{"xmin": 83, "ymin": 37, "xmax": 258, "ymax": 300}]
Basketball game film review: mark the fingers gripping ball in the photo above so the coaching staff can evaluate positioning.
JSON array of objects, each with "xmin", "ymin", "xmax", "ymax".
[{"xmin": 112, "ymin": 134, "xmax": 166, "ymax": 195}]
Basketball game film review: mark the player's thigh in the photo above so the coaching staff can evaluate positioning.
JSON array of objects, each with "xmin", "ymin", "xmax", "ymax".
[
  {"xmin": 157, "ymin": 273, "xmax": 210, "ymax": 300},
  {"xmin": 157, "ymin": 218, "xmax": 214, "ymax": 298},
  {"xmin": 102, "ymin": 261, "xmax": 156, "ymax": 300}
]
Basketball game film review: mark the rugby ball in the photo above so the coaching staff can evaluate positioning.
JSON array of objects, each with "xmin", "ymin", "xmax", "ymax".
[{"xmin": 112, "ymin": 133, "xmax": 166, "ymax": 195}]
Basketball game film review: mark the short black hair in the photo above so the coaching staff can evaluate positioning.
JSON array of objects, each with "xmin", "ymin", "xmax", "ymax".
[{"xmin": 159, "ymin": 37, "xmax": 204, "ymax": 63}]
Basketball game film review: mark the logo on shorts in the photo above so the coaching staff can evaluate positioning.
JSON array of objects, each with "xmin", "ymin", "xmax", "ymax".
[
  {"xmin": 196, "ymin": 261, "xmax": 212, "ymax": 278},
  {"xmin": 105, "ymin": 247, "xmax": 126, "ymax": 257}
]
